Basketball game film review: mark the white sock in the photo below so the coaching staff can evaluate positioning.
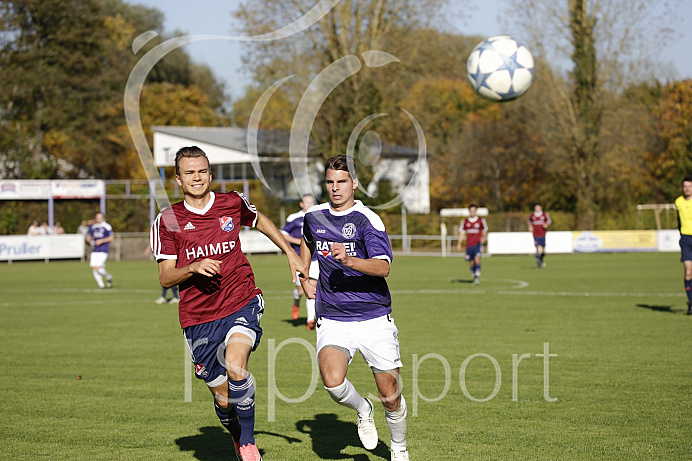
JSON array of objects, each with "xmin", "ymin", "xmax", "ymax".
[
  {"xmin": 386, "ymin": 395, "xmax": 407, "ymax": 452},
  {"xmin": 325, "ymin": 379, "xmax": 370, "ymax": 416},
  {"xmin": 97, "ymin": 267, "xmax": 111, "ymax": 279},
  {"xmin": 92, "ymin": 269, "xmax": 105, "ymax": 288},
  {"xmin": 306, "ymin": 298, "xmax": 316, "ymax": 322}
]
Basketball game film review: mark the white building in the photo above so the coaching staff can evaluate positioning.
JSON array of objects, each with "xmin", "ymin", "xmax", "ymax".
[{"xmin": 152, "ymin": 126, "xmax": 430, "ymax": 213}]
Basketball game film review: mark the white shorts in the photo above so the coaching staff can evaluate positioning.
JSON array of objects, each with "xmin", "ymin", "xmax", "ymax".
[
  {"xmin": 316, "ymin": 315, "xmax": 403, "ymax": 372},
  {"xmin": 89, "ymin": 251, "xmax": 109, "ymax": 268},
  {"xmin": 308, "ymin": 260, "xmax": 320, "ymax": 280},
  {"xmin": 295, "ymin": 260, "xmax": 320, "ymax": 286}
]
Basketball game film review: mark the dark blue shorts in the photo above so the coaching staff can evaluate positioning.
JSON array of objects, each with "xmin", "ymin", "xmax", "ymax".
[
  {"xmin": 534, "ymin": 236, "xmax": 546, "ymax": 248},
  {"xmin": 681, "ymin": 234, "xmax": 692, "ymax": 262},
  {"xmin": 465, "ymin": 243, "xmax": 482, "ymax": 261},
  {"xmin": 183, "ymin": 294, "xmax": 264, "ymax": 387}
]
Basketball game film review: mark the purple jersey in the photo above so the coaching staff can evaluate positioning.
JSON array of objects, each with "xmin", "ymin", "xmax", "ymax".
[
  {"xmin": 303, "ymin": 201, "xmax": 393, "ymax": 322},
  {"xmin": 89, "ymin": 222, "xmax": 112, "ymax": 253},
  {"xmin": 281, "ymin": 210, "xmax": 305, "ymax": 255}
]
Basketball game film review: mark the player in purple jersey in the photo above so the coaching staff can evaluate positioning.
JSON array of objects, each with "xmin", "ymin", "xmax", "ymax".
[
  {"xmin": 86, "ymin": 212, "xmax": 114, "ymax": 288},
  {"xmin": 300, "ymin": 156, "xmax": 409, "ymax": 461},
  {"xmin": 281, "ymin": 194, "xmax": 317, "ymax": 325}
]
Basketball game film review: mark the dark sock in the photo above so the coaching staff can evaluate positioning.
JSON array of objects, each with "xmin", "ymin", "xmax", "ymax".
[
  {"xmin": 214, "ymin": 400, "xmax": 241, "ymax": 441},
  {"xmin": 229, "ymin": 376, "xmax": 256, "ymax": 446},
  {"xmin": 685, "ymin": 279, "xmax": 692, "ymax": 304}
]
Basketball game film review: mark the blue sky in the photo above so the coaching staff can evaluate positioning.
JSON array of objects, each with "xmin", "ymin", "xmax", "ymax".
[{"xmin": 128, "ymin": 0, "xmax": 692, "ymax": 100}]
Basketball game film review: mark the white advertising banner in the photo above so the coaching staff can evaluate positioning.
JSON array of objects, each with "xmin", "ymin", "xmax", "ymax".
[
  {"xmin": 239, "ymin": 230, "xmax": 281, "ymax": 254},
  {"xmin": 51, "ymin": 180, "xmax": 105, "ymax": 199},
  {"xmin": 487, "ymin": 231, "xmax": 574, "ymax": 255},
  {"xmin": 0, "ymin": 180, "xmax": 104, "ymax": 200},
  {"xmin": 657, "ymin": 229, "xmax": 681, "ymax": 252},
  {"xmin": 0, "ymin": 235, "xmax": 85, "ymax": 261},
  {"xmin": 0, "ymin": 180, "xmax": 51, "ymax": 200}
]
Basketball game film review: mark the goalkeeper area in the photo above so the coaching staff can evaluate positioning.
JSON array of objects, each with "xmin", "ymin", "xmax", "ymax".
[{"xmin": 1, "ymin": 252, "xmax": 690, "ymax": 460}]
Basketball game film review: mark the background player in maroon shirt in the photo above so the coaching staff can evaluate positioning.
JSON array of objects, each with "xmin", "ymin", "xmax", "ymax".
[
  {"xmin": 151, "ymin": 146, "xmax": 306, "ymax": 461},
  {"xmin": 455, "ymin": 204, "xmax": 488, "ymax": 285},
  {"xmin": 528, "ymin": 203, "xmax": 551, "ymax": 269}
]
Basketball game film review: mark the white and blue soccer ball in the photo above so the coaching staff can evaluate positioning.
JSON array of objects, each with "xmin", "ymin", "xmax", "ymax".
[{"xmin": 466, "ymin": 35, "xmax": 535, "ymax": 102}]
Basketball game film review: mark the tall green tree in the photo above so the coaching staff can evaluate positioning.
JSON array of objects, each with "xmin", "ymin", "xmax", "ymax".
[
  {"xmin": 506, "ymin": 0, "xmax": 680, "ymax": 228},
  {"xmin": 0, "ymin": 0, "xmax": 228, "ymax": 179}
]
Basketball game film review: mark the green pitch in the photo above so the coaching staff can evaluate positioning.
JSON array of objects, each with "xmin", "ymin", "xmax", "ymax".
[{"xmin": 1, "ymin": 253, "xmax": 690, "ymax": 460}]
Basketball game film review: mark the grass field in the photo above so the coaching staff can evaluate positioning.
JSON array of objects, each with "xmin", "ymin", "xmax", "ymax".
[{"xmin": 1, "ymin": 252, "xmax": 691, "ymax": 460}]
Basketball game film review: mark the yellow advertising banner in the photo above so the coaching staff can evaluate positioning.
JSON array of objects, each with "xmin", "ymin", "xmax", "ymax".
[{"xmin": 573, "ymin": 230, "xmax": 656, "ymax": 253}]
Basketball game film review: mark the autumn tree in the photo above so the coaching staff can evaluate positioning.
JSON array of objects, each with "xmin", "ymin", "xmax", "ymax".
[
  {"xmin": 506, "ymin": 0, "xmax": 680, "ymax": 228},
  {"xmin": 648, "ymin": 80, "xmax": 692, "ymax": 200},
  {"xmin": 0, "ymin": 0, "xmax": 228, "ymax": 180},
  {"xmin": 232, "ymin": 0, "xmax": 458, "ymax": 159}
]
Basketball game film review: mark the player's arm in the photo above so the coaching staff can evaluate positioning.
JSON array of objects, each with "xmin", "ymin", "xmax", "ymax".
[
  {"xmin": 481, "ymin": 219, "xmax": 488, "ymax": 244},
  {"xmin": 544, "ymin": 213, "xmax": 552, "ymax": 229},
  {"xmin": 256, "ymin": 212, "xmax": 308, "ymax": 283},
  {"xmin": 299, "ymin": 238, "xmax": 316, "ymax": 299},
  {"xmin": 330, "ymin": 242, "xmax": 390, "ymax": 277},
  {"xmin": 456, "ymin": 229, "xmax": 466, "ymax": 251},
  {"xmin": 282, "ymin": 233, "xmax": 302, "ymax": 246},
  {"xmin": 158, "ymin": 258, "xmax": 222, "ymax": 288},
  {"xmin": 95, "ymin": 233, "xmax": 115, "ymax": 246}
]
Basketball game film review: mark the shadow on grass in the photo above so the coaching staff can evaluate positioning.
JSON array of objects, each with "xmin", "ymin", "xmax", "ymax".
[
  {"xmin": 451, "ymin": 279, "xmax": 474, "ymax": 284},
  {"xmin": 635, "ymin": 303, "xmax": 679, "ymax": 314},
  {"xmin": 176, "ymin": 426, "xmax": 302, "ymax": 460},
  {"xmin": 282, "ymin": 317, "xmax": 307, "ymax": 327},
  {"xmin": 296, "ymin": 413, "xmax": 389, "ymax": 460},
  {"xmin": 176, "ymin": 426, "xmax": 242, "ymax": 461}
]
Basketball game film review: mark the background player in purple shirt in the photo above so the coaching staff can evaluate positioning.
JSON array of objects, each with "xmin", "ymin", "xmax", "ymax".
[
  {"xmin": 281, "ymin": 194, "xmax": 316, "ymax": 325},
  {"xmin": 86, "ymin": 212, "xmax": 114, "ymax": 288},
  {"xmin": 300, "ymin": 155, "xmax": 409, "ymax": 461}
]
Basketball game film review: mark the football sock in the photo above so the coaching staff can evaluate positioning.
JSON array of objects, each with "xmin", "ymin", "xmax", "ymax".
[
  {"xmin": 325, "ymin": 378, "xmax": 370, "ymax": 416},
  {"xmin": 470, "ymin": 263, "xmax": 476, "ymax": 277},
  {"xmin": 293, "ymin": 288, "xmax": 300, "ymax": 306},
  {"xmin": 92, "ymin": 269, "xmax": 105, "ymax": 288},
  {"xmin": 306, "ymin": 298, "xmax": 316, "ymax": 322},
  {"xmin": 685, "ymin": 279, "xmax": 692, "ymax": 304},
  {"xmin": 229, "ymin": 375, "xmax": 256, "ymax": 446},
  {"xmin": 475, "ymin": 263, "xmax": 481, "ymax": 277},
  {"xmin": 214, "ymin": 400, "xmax": 241, "ymax": 441},
  {"xmin": 171, "ymin": 286, "xmax": 180, "ymax": 299},
  {"xmin": 161, "ymin": 288, "xmax": 167, "ymax": 297},
  {"xmin": 385, "ymin": 395, "xmax": 408, "ymax": 452},
  {"xmin": 97, "ymin": 267, "xmax": 112, "ymax": 279}
]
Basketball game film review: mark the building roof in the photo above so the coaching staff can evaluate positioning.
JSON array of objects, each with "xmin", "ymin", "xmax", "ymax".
[{"xmin": 151, "ymin": 126, "xmax": 423, "ymax": 159}]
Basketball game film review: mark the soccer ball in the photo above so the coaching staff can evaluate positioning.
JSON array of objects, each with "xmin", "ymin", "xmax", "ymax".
[{"xmin": 466, "ymin": 35, "xmax": 535, "ymax": 102}]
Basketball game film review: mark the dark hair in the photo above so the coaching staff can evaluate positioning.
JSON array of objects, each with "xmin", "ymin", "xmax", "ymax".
[
  {"xmin": 175, "ymin": 146, "xmax": 210, "ymax": 176},
  {"xmin": 468, "ymin": 204, "xmax": 477, "ymax": 209},
  {"xmin": 683, "ymin": 176, "xmax": 692, "ymax": 185},
  {"xmin": 324, "ymin": 155, "xmax": 356, "ymax": 179}
]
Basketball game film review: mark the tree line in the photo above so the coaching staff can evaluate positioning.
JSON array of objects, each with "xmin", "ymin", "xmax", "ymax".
[{"xmin": 1, "ymin": 0, "xmax": 690, "ymax": 233}]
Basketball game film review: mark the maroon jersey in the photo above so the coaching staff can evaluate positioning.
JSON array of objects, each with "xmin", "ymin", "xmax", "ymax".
[
  {"xmin": 151, "ymin": 191, "xmax": 261, "ymax": 329},
  {"xmin": 461, "ymin": 217, "xmax": 488, "ymax": 247},
  {"xmin": 528, "ymin": 212, "xmax": 551, "ymax": 238}
]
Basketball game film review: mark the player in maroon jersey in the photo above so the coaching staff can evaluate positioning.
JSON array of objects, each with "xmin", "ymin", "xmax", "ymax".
[
  {"xmin": 151, "ymin": 146, "xmax": 306, "ymax": 461},
  {"xmin": 455, "ymin": 205, "xmax": 488, "ymax": 285},
  {"xmin": 528, "ymin": 204, "xmax": 551, "ymax": 269}
]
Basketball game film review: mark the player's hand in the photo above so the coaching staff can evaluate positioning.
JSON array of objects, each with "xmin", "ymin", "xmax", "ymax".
[
  {"xmin": 286, "ymin": 251, "xmax": 308, "ymax": 285},
  {"xmin": 301, "ymin": 279, "xmax": 316, "ymax": 299},
  {"xmin": 191, "ymin": 258, "xmax": 222, "ymax": 277},
  {"xmin": 330, "ymin": 242, "xmax": 348, "ymax": 265}
]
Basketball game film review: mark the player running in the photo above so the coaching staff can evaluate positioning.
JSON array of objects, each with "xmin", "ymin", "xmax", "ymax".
[
  {"xmin": 675, "ymin": 176, "xmax": 692, "ymax": 315},
  {"xmin": 150, "ymin": 146, "xmax": 306, "ymax": 461},
  {"xmin": 528, "ymin": 204, "xmax": 551, "ymax": 269},
  {"xmin": 456, "ymin": 204, "xmax": 488, "ymax": 285},
  {"xmin": 299, "ymin": 155, "xmax": 409, "ymax": 461},
  {"xmin": 281, "ymin": 194, "xmax": 318, "ymax": 328},
  {"xmin": 86, "ymin": 212, "xmax": 114, "ymax": 289}
]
